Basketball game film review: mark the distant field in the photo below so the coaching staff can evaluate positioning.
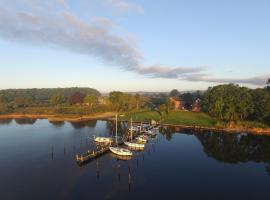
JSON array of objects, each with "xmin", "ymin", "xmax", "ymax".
[
  {"xmin": 119, "ymin": 110, "xmax": 161, "ymax": 122},
  {"xmin": 120, "ymin": 110, "xmax": 217, "ymax": 127},
  {"xmin": 162, "ymin": 111, "xmax": 217, "ymax": 127}
]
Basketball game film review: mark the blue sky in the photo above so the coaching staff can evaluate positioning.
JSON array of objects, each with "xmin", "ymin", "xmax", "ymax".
[{"xmin": 0, "ymin": 0, "xmax": 269, "ymax": 92}]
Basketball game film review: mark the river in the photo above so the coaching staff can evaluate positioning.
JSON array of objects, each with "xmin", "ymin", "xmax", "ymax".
[{"xmin": 0, "ymin": 119, "xmax": 270, "ymax": 200}]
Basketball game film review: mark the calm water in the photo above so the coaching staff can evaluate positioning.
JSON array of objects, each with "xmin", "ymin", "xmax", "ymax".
[{"xmin": 0, "ymin": 119, "xmax": 270, "ymax": 200}]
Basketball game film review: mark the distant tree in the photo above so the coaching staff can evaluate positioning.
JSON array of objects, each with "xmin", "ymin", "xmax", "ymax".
[
  {"xmin": 251, "ymin": 89, "xmax": 270, "ymax": 123},
  {"xmin": 169, "ymin": 89, "xmax": 180, "ymax": 97},
  {"xmin": 237, "ymin": 88, "xmax": 254, "ymax": 120},
  {"xmin": 268, "ymin": 78, "xmax": 270, "ymax": 85},
  {"xmin": 165, "ymin": 98, "xmax": 174, "ymax": 114},
  {"xmin": 158, "ymin": 104, "xmax": 167, "ymax": 112},
  {"xmin": 0, "ymin": 94, "xmax": 8, "ymax": 104},
  {"xmin": 69, "ymin": 92, "xmax": 85, "ymax": 105},
  {"xmin": 14, "ymin": 96, "xmax": 33, "ymax": 107},
  {"xmin": 50, "ymin": 94, "xmax": 66, "ymax": 106},
  {"xmin": 84, "ymin": 94, "xmax": 98, "ymax": 108}
]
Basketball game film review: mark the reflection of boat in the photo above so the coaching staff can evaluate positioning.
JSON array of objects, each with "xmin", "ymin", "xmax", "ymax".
[
  {"xmin": 111, "ymin": 153, "xmax": 132, "ymax": 161},
  {"xmin": 94, "ymin": 136, "xmax": 112, "ymax": 144},
  {"xmin": 137, "ymin": 135, "xmax": 148, "ymax": 143},
  {"xmin": 109, "ymin": 114, "xmax": 133, "ymax": 157}
]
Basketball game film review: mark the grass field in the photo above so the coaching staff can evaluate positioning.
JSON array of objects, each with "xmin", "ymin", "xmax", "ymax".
[
  {"xmin": 162, "ymin": 111, "xmax": 217, "ymax": 127},
  {"xmin": 119, "ymin": 110, "xmax": 217, "ymax": 127},
  {"xmin": 119, "ymin": 110, "xmax": 161, "ymax": 122}
]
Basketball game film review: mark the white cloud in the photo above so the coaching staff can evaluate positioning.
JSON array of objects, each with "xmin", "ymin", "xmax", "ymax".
[
  {"xmin": 0, "ymin": 0, "xmax": 268, "ymax": 87},
  {"xmin": 103, "ymin": 0, "xmax": 144, "ymax": 13}
]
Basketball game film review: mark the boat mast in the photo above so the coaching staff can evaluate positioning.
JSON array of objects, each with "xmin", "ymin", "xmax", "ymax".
[
  {"xmin": 116, "ymin": 114, "xmax": 118, "ymax": 146},
  {"xmin": 131, "ymin": 118, "xmax": 133, "ymax": 140}
]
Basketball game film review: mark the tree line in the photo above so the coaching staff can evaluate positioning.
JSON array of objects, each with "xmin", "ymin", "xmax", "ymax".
[{"xmin": 203, "ymin": 83, "xmax": 270, "ymax": 125}]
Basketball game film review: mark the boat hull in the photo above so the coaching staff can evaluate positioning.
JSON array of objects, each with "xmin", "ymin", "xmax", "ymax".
[
  {"xmin": 94, "ymin": 137, "xmax": 112, "ymax": 143},
  {"xmin": 124, "ymin": 141, "xmax": 145, "ymax": 149},
  {"xmin": 109, "ymin": 147, "xmax": 133, "ymax": 156}
]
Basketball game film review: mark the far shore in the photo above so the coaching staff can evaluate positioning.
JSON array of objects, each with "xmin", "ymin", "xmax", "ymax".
[
  {"xmin": 1, "ymin": 112, "xmax": 270, "ymax": 135},
  {"xmin": 0, "ymin": 112, "xmax": 115, "ymax": 123}
]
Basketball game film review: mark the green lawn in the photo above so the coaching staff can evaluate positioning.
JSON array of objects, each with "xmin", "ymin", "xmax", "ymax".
[
  {"xmin": 162, "ymin": 111, "xmax": 217, "ymax": 127},
  {"xmin": 119, "ymin": 110, "xmax": 161, "ymax": 122},
  {"xmin": 119, "ymin": 110, "xmax": 217, "ymax": 127}
]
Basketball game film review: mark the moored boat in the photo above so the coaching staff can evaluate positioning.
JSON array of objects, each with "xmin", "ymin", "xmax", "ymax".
[
  {"xmin": 124, "ymin": 141, "xmax": 145, "ymax": 149},
  {"xmin": 94, "ymin": 136, "xmax": 112, "ymax": 143},
  {"xmin": 109, "ymin": 146, "xmax": 133, "ymax": 156},
  {"xmin": 109, "ymin": 114, "xmax": 133, "ymax": 158}
]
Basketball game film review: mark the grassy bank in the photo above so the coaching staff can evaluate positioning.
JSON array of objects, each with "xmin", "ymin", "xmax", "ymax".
[
  {"xmin": 119, "ymin": 110, "xmax": 217, "ymax": 127},
  {"xmin": 119, "ymin": 110, "xmax": 270, "ymax": 133},
  {"xmin": 161, "ymin": 111, "xmax": 217, "ymax": 127},
  {"xmin": 0, "ymin": 112, "xmax": 115, "ymax": 122}
]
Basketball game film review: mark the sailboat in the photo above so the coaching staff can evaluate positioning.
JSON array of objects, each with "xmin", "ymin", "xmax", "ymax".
[
  {"xmin": 109, "ymin": 114, "xmax": 133, "ymax": 157},
  {"xmin": 94, "ymin": 136, "xmax": 112, "ymax": 144},
  {"xmin": 124, "ymin": 118, "xmax": 145, "ymax": 150}
]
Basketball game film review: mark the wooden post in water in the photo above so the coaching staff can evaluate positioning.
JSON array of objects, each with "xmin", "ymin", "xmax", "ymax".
[
  {"xmin": 128, "ymin": 164, "xmax": 131, "ymax": 192},
  {"xmin": 64, "ymin": 143, "xmax": 66, "ymax": 155},
  {"xmin": 96, "ymin": 160, "xmax": 100, "ymax": 179},
  {"xmin": 80, "ymin": 136, "xmax": 82, "ymax": 147},
  {"xmin": 117, "ymin": 163, "xmax": 120, "ymax": 182},
  {"xmin": 51, "ymin": 144, "xmax": 54, "ymax": 160}
]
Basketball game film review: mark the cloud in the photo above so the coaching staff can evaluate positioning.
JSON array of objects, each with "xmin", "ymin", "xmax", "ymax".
[
  {"xmin": 0, "ymin": 1, "xmax": 142, "ymax": 71},
  {"xmin": 184, "ymin": 73, "xmax": 270, "ymax": 86},
  {"xmin": 103, "ymin": 0, "xmax": 144, "ymax": 13},
  {"xmin": 137, "ymin": 65, "xmax": 205, "ymax": 79},
  {"xmin": 0, "ymin": 0, "xmax": 268, "ymax": 87}
]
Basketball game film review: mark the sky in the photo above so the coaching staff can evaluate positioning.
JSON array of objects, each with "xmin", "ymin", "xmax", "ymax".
[{"xmin": 0, "ymin": 0, "xmax": 269, "ymax": 92}]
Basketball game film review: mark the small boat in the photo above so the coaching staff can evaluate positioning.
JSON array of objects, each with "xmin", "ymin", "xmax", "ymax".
[
  {"xmin": 94, "ymin": 136, "xmax": 112, "ymax": 144},
  {"xmin": 137, "ymin": 135, "xmax": 148, "ymax": 143},
  {"xmin": 109, "ymin": 114, "xmax": 133, "ymax": 157},
  {"xmin": 109, "ymin": 147, "xmax": 133, "ymax": 156},
  {"xmin": 124, "ymin": 141, "xmax": 145, "ymax": 149},
  {"xmin": 124, "ymin": 118, "xmax": 145, "ymax": 149}
]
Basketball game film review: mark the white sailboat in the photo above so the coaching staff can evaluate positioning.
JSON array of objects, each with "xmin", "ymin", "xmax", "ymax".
[
  {"xmin": 109, "ymin": 114, "xmax": 133, "ymax": 157},
  {"xmin": 94, "ymin": 136, "xmax": 112, "ymax": 144},
  {"xmin": 124, "ymin": 118, "xmax": 145, "ymax": 149}
]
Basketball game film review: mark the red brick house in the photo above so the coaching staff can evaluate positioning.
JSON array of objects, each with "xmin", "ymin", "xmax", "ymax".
[
  {"xmin": 169, "ymin": 97, "xmax": 181, "ymax": 110},
  {"xmin": 192, "ymin": 99, "xmax": 201, "ymax": 112}
]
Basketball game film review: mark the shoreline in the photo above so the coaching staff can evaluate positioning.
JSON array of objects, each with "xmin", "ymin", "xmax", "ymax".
[
  {"xmin": 0, "ymin": 112, "xmax": 115, "ymax": 123},
  {"xmin": 1, "ymin": 113, "xmax": 270, "ymax": 135}
]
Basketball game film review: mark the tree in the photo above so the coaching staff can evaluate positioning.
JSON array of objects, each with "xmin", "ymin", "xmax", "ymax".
[
  {"xmin": 69, "ymin": 92, "xmax": 85, "ymax": 105},
  {"xmin": 165, "ymin": 98, "xmax": 174, "ymax": 114},
  {"xmin": 236, "ymin": 88, "xmax": 254, "ymax": 120},
  {"xmin": 170, "ymin": 89, "xmax": 180, "ymax": 97},
  {"xmin": 0, "ymin": 94, "xmax": 8, "ymax": 104},
  {"xmin": 14, "ymin": 96, "xmax": 33, "ymax": 107},
  {"xmin": 84, "ymin": 94, "xmax": 98, "ymax": 108},
  {"xmin": 251, "ymin": 89, "xmax": 270, "ymax": 123},
  {"xmin": 50, "ymin": 93, "xmax": 66, "ymax": 106},
  {"xmin": 203, "ymin": 84, "xmax": 255, "ymax": 121}
]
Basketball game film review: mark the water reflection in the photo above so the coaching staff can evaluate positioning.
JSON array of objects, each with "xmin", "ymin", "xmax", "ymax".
[
  {"xmin": 70, "ymin": 120, "xmax": 98, "ymax": 129},
  {"xmin": 161, "ymin": 126, "xmax": 270, "ymax": 175},
  {"xmin": 196, "ymin": 132, "xmax": 270, "ymax": 164},
  {"xmin": 0, "ymin": 119, "xmax": 13, "ymax": 125},
  {"xmin": 15, "ymin": 118, "xmax": 36, "ymax": 125},
  {"xmin": 1, "ymin": 119, "xmax": 270, "ymax": 199},
  {"xmin": 49, "ymin": 121, "xmax": 65, "ymax": 127}
]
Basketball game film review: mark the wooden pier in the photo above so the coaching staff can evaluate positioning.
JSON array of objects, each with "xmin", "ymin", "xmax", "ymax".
[
  {"xmin": 76, "ymin": 145, "xmax": 111, "ymax": 164},
  {"xmin": 75, "ymin": 140, "xmax": 124, "ymax": 165}
]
